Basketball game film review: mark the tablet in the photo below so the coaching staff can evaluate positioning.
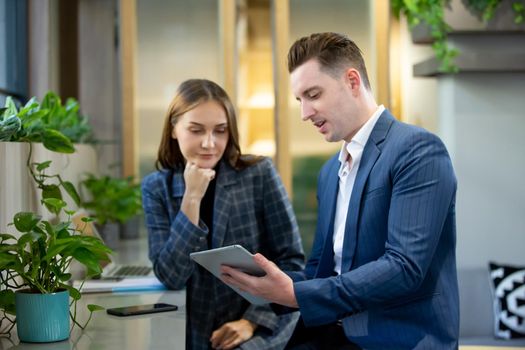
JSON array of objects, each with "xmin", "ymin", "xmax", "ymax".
[{"xmin": 190, "ymin": 245, "xmax": 269, "ymax": 305}]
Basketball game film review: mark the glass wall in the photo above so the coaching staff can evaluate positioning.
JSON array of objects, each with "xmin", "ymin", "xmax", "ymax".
[
  {"xmin": 0, "ymin": 0, "xmax": 27, "ymax": 106},
  {"xmin": 0, "ymin": 1, "xmax": 5, "ymax": 106},
  {"xmin": 135, "ymin": 0, "xmax": 376, "ymax": 253},
  {"xmin": 289, "ymin": 0, "xmax": 373, "ymax": 254},
  {"xmin": 136, "ymin": 0, "xmax": 220, "ymax": 177},
  {"xmin": 236, "ymin": 0, "xmax": 275, "ymax": 157}
]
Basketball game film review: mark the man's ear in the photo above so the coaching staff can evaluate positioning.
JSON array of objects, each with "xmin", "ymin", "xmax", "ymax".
[{"xmin": 344, "ymin": 68, "xmax": 361, "ymax": 93}]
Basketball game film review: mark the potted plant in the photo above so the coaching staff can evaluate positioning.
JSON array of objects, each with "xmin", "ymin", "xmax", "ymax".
[
  {"xmin": 80, "ymin": 174, "xmax": 143, "ymax": 246},
  {"xmin": 0, "ymin": 161, "xmax": 112, "ymax": 342},
  {"xmin": 1, "ymin": 92, "xmax": 98, "ymax": 233},
  {"xmin": 0, "ymin": 91, "xmax": 93, "ymax": 149},
  {"xmin": 0, "ymin": 205, "xmax": 112, "ymax": 342},
  {"xmin": 0, "ymin": 93, "xmax": 111, "ymax": 342}
]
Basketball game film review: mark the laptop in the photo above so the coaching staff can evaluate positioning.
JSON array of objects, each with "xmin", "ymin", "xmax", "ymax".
[
  {"xmin": 70, "ymin": 211, "xmax": 161, "ymax": 292},
  {"xmin": 101, "ymin": 263, "xmax": 153, "ymax": 279}
]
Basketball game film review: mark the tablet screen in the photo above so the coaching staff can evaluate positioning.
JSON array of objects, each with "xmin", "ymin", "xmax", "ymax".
[{"xmin": 190, "ymin": 245, "xmax": 269, "ymax": 305}]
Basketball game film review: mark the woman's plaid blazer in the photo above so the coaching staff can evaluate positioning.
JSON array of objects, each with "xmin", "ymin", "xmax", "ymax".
[{"xmin": 142, "ymin": 157, "xmax": 305, "ymax": 350}]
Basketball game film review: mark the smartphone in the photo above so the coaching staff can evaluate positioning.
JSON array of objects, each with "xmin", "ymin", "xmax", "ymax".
[{"xmin": 106, "ymin": 303, "xmax": 178, "ymax": 317}]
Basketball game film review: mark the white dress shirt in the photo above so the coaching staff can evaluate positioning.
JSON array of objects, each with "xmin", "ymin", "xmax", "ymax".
[{"xmin": 333, "ymin": 105, "xmax": 385, "ymax": 275}]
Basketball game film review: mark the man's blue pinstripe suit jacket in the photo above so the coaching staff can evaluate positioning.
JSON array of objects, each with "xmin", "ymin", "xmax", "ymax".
[{"xmin": 288, "ymin": 110, "xmax": 459, "ymax": 349}]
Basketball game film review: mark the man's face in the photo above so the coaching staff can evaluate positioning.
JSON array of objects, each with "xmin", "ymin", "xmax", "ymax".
[{"xmin": 290, "ymin": 59, "xmax": 359, "ymax": 143}]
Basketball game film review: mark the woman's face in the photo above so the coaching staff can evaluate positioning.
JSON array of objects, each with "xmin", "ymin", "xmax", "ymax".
[{"xmin": 172, "ymin": 100, "xmax": 229, "ymax": 169}]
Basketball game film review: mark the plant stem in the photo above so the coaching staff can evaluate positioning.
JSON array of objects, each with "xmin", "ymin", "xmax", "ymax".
[{"xmin": 69, "ymin": 299, "xmax": 84, "ymax": 332}]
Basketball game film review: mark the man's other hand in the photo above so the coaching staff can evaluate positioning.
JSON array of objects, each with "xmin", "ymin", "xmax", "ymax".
[{"xmin": 220, "ymin": 253, "xmax": 298, "ymax": 308}]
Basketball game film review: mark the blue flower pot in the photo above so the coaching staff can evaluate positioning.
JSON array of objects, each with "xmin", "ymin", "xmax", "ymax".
[{"xmin": 15, "ymin": 289, "xmax": 70, "ymax": 343}]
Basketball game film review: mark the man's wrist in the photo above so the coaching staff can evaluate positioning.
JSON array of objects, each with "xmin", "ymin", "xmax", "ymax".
[
  {"xmin": 241, "ymin": 319, "xmax": 258, "ymax": 332},
  {"xmin": 287, "ymin": 281, "xmax": 299, "ymax": 308}
]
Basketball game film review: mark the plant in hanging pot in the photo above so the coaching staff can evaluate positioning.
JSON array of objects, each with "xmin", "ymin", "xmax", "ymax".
[
  {"xmin": 391, "ymin": 0, "xmax": 525, "ymax": 73},
  {"xmin": 1, "ymin": 92, "xmax": 97, "ymax": 232},
  {"xmin": 0, "ymin": 91, "xmax": 94, "ymax": 151},
  {"xmin": 0, "ymin": 201, "xmax": 112, "ymax": 342},
  {"xmin": 80, "ymin": 173, "xmax": 143, "ymax": 246}
]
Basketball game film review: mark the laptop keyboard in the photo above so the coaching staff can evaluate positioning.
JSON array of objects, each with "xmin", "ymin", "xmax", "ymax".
[{"xmin": 113, "ymin": 265, "xmax": 153, "ymax": 277}]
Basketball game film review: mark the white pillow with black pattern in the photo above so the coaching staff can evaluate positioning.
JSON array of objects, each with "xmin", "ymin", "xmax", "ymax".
[{"xmin": 489, "ymin": 262, "xmax": 525, "ymax": 339}]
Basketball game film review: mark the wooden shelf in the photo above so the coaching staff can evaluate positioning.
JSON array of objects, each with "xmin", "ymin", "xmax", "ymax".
[
  {"xmin": 411, "ymin": 23, "xmax": 525, "ymax": 44},
  {"xmin": 411, "ymin": 23, "xmax": 525, "ymax": 77},
  {"xmin": 413, "ymin": 52, "xmax": 525, "ymax": 77}
]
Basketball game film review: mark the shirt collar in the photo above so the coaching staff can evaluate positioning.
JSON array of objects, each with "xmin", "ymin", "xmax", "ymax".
[{"xmin": 338, "ymin": 105, "xmax": 385, "ymax": 164}]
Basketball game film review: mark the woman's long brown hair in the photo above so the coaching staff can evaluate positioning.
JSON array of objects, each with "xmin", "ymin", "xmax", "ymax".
[{"xmin": 156, "ymin": 79, "xmax": 260, "ymax": 171}]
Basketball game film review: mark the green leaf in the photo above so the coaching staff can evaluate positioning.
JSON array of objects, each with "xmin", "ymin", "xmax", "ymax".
[
  {"xmin": 42, "ymin": 198, "xmax": 67, "ymax": 214},
  {"xmin": 36, "ymin": 160, "xmax": 52, "ymax": 171},
  {"xmin": 18, "ymin": 231, "xmax": 43, "ymax": 247},
  {"xmin": 41, "ymin": 91, "xmax": 61, "ymax": 110},
  {"xmin": 0, "ymin": 114, "xmax": 22, "ymax": 141},
  {"xmin": 54, "ymin": 221, "xmax": 71, "ymax": 233},
  {"xmin": 61, "ymin": 180, "xmax": 81, "ymax": 207},
  {"xmin": 4, "ymin": 96, "xmax": 18, "ymax": 118},
  {"xmin": 68, "ymin": 286, "xmax": 81, "ymax": 300},
  {"xmin": 57, "ymin": 227, "xmax": 71, "ymax": 239},
  {"xmin": 65, "ymin": 98, "xmax": 79, "ymax": 114},
  {"xmin": 72, "ymin": 247, "xmax": 102, "ymax": 274},
  {"xmin": 87, "ymin": 304, "xmax": 105, "ymax": 312},
  {"xmin": 32, "ymin": 224, "xmax": 47, "ymax": 236},
  {"xmin": 23, "ymin": 96, "xmax": 38, "ymax": 109},
  {"xmin": 13, "ymin": 212, "xmax": 41, "ymax": 232},
  {"xmin": 42, "ymin": 128, "xmax": 75, "ymax": 153},
  {"xmin": 42, "ymin": 184, "xmax": 62, "ymax": 200},
  {"xmin": 58, "ymin": 272, "xmax": 72, "ymax": 281},
  {"xmin": 0, "ymin": 233, "xmax": 17, "ymax": 242},
  {"xmin": 41, "ymin": 186, "xmax": 63, "ymax": 214},
  {"xmin": 47, "ymin": 236, "xmax": 86, "ymax": 259},
  {"xmin": 0, "ymin": 243, "xmax": 17, "ymax": 252},
  {"xmin": 0, "ymin": 289, "xmax": 16, "ymax": 314},
  {"xmin": 42, "ymin": 220, "xmax": 55, "ymax": 236},
  {"xmin": 17, "ymin": 97, "xmax": 39, "ymax": 118},
  {"xmin": 0, "ymin": 251, "xmax": 17, "ymax": 269},
  {"xmin": 20, "ymin": 108, "xmax": 48, "ymax": 126}
]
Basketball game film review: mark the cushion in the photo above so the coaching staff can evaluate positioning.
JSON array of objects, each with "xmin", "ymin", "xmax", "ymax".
[{"xmin": 488, "ymin": 262, "xmax": 525, "ymax": 339}]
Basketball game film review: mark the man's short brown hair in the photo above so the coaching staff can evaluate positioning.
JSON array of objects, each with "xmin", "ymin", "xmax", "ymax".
[{"xmin": 287, "ymin": 32, "xmax": 371, "ymax": 90}]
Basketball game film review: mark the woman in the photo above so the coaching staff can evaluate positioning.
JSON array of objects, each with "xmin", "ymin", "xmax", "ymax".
[{"xmin": 142, "ymin": 79, "xmax": 305, "ymax": 350}]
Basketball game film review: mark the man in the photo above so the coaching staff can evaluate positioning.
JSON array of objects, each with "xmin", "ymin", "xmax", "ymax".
[{"xmin": 222, "ymin": 32, "xmax": 459, "ymax": 349}]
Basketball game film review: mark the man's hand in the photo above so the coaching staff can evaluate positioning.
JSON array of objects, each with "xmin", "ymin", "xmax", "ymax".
[
  {"xmin": 210, "ymin": 319, "xmax": 257, "ymax": 349},
  {"xmin": 221, "ymin": 253, "xmax": 298, "ymax": 308}
]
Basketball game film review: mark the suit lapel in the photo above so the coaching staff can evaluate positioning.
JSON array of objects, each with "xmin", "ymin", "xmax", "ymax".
[
  {"xmin": 315, "ymin": 158, "xmax": 340, "ymax": 277},
  {"xmin": 341, "ymin": 111, "xmax": 393, "ymax": 272},
  {"xmin": 211, "ymin": 161, "xmax": 237, "ymax": 248},
  {"xmin": 170, "ymin": 169, "xmax": 185, "ymax": 198}
]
